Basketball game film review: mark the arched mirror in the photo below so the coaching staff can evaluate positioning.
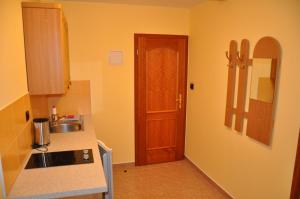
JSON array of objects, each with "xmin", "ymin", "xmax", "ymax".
[
  {"xmin": 250, "ymin": 58, "xmax": 276, "ymax": 103},
  {"xmin": 246, "ymin": 37, "xmax": 281, "ymax": 145}
]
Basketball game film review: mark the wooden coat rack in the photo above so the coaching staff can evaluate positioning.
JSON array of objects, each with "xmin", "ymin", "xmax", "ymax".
[{"xmin": 224, "ymin": 37, "xmax": 281, "ymax": 145}]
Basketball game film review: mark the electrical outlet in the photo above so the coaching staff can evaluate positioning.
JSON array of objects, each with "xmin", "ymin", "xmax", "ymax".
[{"xmin": 25, "ymin": 110, "xmax": 30, "ymax": 122}]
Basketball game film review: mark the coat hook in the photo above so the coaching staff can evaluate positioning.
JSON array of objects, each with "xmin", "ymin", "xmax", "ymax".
[
  {"xmin": 225, "ymin": 51, "xmax": 234, "ymax": 68},
  {"xmin": 237, "ymin": 53, "xmax": 246, "ymax": 69},
  {"xmin": 225, "ymin": 51, "xmax": 230, "ymax": 60},
  {"xmin": 237, "ymin": 53, "xmax": 242, "ymax": 62},
  {"xmin": 225, "ymin": 51, "xmax": 230, "ymax": 68},
  {"xmin": 227, "ymin": 63, "xmax": 233, "ymax": 68}
]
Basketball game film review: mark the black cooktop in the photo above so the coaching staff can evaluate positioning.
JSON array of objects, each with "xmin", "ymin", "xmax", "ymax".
[{"xmin": 25, "ymin": 149, "xmax": 94, "ymax": 169}]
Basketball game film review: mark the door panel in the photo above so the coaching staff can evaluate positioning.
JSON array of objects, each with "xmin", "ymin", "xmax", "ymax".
[
  {"xmin": 135, "ymin": 34, "xmax": 188, "ymax": 165},
  {"xmin": 147, "ymin": 118, "xmax": 177, "ymax": 149},
  {"xmin": 147, "ymin": 148, "xmax": 176, "ymax": 164},
  {"xmin": 146, "ymin": 47, "xmax": 178, "ymax": 112}
]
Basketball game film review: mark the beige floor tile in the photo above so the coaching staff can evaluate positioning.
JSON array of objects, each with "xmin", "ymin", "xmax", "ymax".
[{"xmin": 113, "ymin": 160, "xmax": 230, "ymax": 199}]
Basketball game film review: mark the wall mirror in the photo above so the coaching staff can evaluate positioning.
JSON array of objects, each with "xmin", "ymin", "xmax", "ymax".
[
  {"xmin": 246, "ymin": 37, "xmax": 280, "ymax": 145},
  {"xmin": 250, "ymin": 58, "xmax": 276, "ymax": 103}
]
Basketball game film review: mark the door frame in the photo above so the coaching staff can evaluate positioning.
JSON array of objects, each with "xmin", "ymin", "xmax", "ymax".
[
  {"xmin": 290, "ymin": 129, "xmax": 300, "ymax": 199},
  {"xmin": 134, "ymin": 33, "xmax": 188, "ymax": 165}
]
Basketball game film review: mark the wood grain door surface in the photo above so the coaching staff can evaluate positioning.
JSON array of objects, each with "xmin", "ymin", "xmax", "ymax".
[{"xmin": 135, "ymin": 34, "xmax": 188, "ymax": 165}]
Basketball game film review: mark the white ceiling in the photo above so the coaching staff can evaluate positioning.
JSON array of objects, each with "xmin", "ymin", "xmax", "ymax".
[{"xmin": 58, "ymin": 0, "xmax": 208, "ymax": 8}]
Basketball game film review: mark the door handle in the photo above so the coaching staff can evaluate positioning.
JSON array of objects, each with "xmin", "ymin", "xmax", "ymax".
[{"xmin": 176, "ymin": 94, "xmax": 182, "ymax": 109}]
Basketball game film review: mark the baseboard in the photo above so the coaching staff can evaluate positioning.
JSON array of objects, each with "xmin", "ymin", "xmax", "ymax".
[
  {"xmin": 112, "ymin": 162, "xmax": 135, "ymax": 167},
  {"xmin": 184, "ymin": 155, "xmax": 234, "ymax": 199}
]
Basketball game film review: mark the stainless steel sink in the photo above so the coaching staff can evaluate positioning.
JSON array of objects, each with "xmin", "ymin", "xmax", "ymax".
[{"xmin": 50, "ymin": 115, "xmax": 84, "ymax": 133}]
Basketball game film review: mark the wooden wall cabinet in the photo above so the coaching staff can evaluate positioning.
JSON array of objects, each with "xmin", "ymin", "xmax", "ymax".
[{"xmin": 22, "ymin": 2, "xmax": 70, "ymax": 95}]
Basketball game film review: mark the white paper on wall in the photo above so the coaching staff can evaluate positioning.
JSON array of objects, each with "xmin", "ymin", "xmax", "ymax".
[{"xmin": 109, "ymin": 51, "xmax": 123, "ymax": 65}]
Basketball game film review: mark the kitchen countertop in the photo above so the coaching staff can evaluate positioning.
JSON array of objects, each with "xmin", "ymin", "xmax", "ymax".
[{"xmin": 8, "ymin": 115, "xmax": 107, "ymax": 199}]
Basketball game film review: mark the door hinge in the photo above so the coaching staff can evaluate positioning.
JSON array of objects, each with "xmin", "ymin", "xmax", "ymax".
[
  {"xmin": 176, "ymin": 94, "xmax": 182, "ymax": 109},
  {"xmin": 136, "ymin": 49, "xmax": 139, "ymax": 55}
]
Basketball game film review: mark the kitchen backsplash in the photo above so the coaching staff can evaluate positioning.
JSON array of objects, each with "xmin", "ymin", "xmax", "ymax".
[
  {"xmin": 0, "ymin": 94, "xmax": 33, "ymax": 194},
  {"xmin": 30, "ymin": 80, "xmax": 92, "ymax": 118}
]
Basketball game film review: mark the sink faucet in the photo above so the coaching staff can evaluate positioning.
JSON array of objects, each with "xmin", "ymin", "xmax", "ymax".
[{"xmin": 51, "ymin": 106, "xmax": 59, "ymax": 122}]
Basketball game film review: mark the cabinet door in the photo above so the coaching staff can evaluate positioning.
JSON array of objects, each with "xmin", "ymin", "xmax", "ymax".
[{"xmin": 23, "ymin": 7, "xmax": 66, "ymax": 95}]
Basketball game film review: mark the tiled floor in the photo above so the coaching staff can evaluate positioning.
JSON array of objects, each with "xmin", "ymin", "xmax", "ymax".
[{"xmin": 113, "ymin": 159, "xmax": 230, "ymax": 199}]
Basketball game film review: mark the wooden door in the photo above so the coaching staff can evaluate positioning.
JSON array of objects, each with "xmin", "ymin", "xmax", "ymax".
[{"xmin": 135, "ymin": 34, "xmax": 188, "ymax": 165}]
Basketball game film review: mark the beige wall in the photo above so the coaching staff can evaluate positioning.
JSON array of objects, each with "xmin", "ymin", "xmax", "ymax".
[
  {"xmin": 0, "ymin": 1, "xmax": 28, "ymax": 196},
  {"xmin": 186, "ymin": 0, "xmax": 300, "ymax": 198},
  {"xmin": 0, "ymin": 0, "xmax": 28, "ymax": 110},
  {"xmin": 60, "ymin": 1, "xmax": 190, "ymax": 163}
]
